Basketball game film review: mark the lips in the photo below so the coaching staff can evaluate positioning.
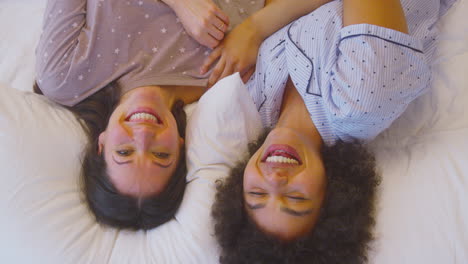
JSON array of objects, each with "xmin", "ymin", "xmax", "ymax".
[
  {"xmin": 125, "ymin": 107, "xmax": 162, "ymax": 125},
  {"xmin": 261, "ymin": 144, "xmax": 302, "ymax": 165}
]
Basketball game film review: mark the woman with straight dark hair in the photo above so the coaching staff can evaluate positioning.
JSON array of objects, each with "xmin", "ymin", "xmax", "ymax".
[
  {"xmin": 34, "ymin": 0, "xmax": 332, "ymax": 230},
  {"xmin": 211, "ymin": 0, "xmax": 456, "ymax": 262}
]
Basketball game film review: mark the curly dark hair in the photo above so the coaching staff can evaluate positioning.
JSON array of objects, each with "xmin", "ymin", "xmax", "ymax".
[
  {"xmin": 212, "ymin": 131, "xmax": 380, "ymax": 264},
  {"xmin": 34, "ymin": 82, "xmax": 187, "ymax": 230}
]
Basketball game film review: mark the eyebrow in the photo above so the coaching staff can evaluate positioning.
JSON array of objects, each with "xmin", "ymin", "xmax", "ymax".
[
  {"xmin": 245, "ymin": 202, "xmax": 314, "ymax": 217},
  {"xmin": 112, "ymin": 156, "xmax": 173, "ymax": 168},
  {"xmin": 246, "ymin": 202, "xmax": 266, "ymax": 210},
  {"xmin": 280, "ymin": 207, "xmax": 314, "ymax": 217}
]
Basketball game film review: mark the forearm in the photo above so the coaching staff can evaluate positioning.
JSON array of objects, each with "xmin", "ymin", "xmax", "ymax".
[
  {"xmin": 247, "ymin": 0, "xmax": 331, "ymax": 41},
  {"xmin": 343, "ymin": 0, "xmax": 408, "ymax": 33}
]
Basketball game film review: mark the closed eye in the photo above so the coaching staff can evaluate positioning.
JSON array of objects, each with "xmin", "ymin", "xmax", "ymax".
[
  {"xmin": 287, "ymin": 196, "xmax": 306, "ymax": 200},
  {"xmin": 249, "ymin": 192, "xmax": 267, "ymax": 197}
]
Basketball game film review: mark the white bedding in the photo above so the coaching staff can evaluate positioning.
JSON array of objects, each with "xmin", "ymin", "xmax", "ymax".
[
  {"xmin": 0, "ymin": 0, "xmax": 467, "ymax": 263},
  {"xmin": 368, "ymin": 2, "xmax": 468, "ymax": 261}
]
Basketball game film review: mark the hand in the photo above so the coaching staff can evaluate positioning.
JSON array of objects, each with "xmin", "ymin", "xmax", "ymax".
[
  {"xmin": 165, "ymin": 0, "xmax": 230, "ymax": 49},
  {"xmin": 200, "ymin": 19, "xmax": 262, "ymax": 87}
]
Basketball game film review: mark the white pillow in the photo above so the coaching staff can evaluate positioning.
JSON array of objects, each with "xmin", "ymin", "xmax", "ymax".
[
  {"xmin": 0, "ymin": 73, "xmax": 262, "ymax": 263},
  {"xmin": 179, "ymin": 73, "xmax": 263, "ymax": 258}
]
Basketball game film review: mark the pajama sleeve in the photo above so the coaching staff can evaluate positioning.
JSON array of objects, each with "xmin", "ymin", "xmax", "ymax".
[
  {"xmin": 36, "ymin": 0, "xmax": 88, "ymax": 105},
  {"xmin": 35, "ymin": 0, "xmax": 119, "ymax": 107},
  {"xmin": 322, "ymin": 24, "xmax": 431, "ymax": 142}
]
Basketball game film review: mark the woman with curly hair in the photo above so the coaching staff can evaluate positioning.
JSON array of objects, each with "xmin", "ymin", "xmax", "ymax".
[{"xmin": 212, "ymin": 0, "xmax": 455, "ymax": 262}]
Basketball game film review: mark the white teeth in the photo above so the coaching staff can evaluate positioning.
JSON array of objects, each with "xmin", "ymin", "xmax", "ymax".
[
  {"xmin": 129, "ymin": 112, "xmax": 158, "ymax": 123},
  {"xmin": 265, "ymin": 155, "xmax": 299, "ymax": 164}
]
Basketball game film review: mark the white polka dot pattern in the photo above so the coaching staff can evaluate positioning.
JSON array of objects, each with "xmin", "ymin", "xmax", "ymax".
[{"xmin": 35, "ymin": 0, "xmax": 264, "ymax": 106}]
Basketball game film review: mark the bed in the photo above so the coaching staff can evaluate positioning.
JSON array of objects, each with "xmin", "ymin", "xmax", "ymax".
[{"xmin": 0, "ymin": 0, "xmax": 467, "ymax": 263}]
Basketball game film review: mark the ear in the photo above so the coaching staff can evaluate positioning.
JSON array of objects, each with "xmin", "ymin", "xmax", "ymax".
[
  {"xmin": 179, "ymin": 136, "xmax": 185, "ymax": 146},
  {"xmin": 98, "ymin": 131, "xmax": 106, "ymax": 155}
]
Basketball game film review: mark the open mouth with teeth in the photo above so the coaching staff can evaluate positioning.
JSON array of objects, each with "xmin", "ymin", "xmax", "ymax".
[
  {"xmin": 125, "ymin": 108, "xmax": 162, "ymax": 125},
  {"xmin": 261, "ymin": 144, "xmax": 302, "ymax": 166}
]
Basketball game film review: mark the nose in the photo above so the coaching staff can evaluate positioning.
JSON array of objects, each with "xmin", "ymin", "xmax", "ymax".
[
  {"xmin": 265, "ymin": 170, "xmax": 288, "ymax": 187},
  {"xmin": 132, "ymin": 125, "xmax": 156, "ymax": 149}
]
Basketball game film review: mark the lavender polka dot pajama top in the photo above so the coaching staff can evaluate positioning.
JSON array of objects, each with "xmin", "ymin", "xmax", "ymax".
[
  {"xmin": 35, "ymin": 0, "xmax": 264, "ymax": 106},
  {"xmin": 246, "ymin": 0, "xmax": 457, "ymax": 145}
]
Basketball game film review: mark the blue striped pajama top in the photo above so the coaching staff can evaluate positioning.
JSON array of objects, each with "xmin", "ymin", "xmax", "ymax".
[{"xmin": 245, "ymin": 0, "xmax": 457, "ymax": 145}]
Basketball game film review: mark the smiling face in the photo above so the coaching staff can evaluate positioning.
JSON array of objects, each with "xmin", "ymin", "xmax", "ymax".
[
  {"xmin": 243, "ymin": 127, "xmax": 326, "ymax": 241},
  {"xmin": 98, "ymin": 86, "xmax": 184, "ymax": 198}
]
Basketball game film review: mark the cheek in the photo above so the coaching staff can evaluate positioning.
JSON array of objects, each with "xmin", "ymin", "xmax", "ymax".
[
  {"xmin": 158, "ymin": 128, "xmax": 181, "ymax": 149},
  {"xmin": 106, "ymin": 126, "xmax": 128, "ymax": 143},
  {"xmin": 243, "ymin": 156, "xmax": 260, "ymax": 189},
  {"xmin": 296, "ymin": 172, "xmax": 327, "ymax": 199},
  {"xmin": 161, "ymin": 116, "xmax": 182, "ymax": 145},
  {"xmin": 105, "ymin": 116, "xmax": 127, "ymax": 142},
  {"xmin": 301, "ymin": 157, "xmax": 326, "ymax": 191}
]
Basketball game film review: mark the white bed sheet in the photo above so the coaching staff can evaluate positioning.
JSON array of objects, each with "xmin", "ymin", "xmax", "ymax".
[
  {"xmin": 368, "ymin": 1, "xmax": 468, "ymax": 262},
  {"xmin": 0, "ymin": 0, "xmax": 467, "ymax": 263}
]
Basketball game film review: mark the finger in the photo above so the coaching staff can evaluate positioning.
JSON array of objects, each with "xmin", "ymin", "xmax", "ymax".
[
  {"xmin": 212, "ymin": 15, "xmax": 228, "ymax": 33},
  {"xmin": 208, "ymin": 56, "xmax": 226, "ymax": 87},
  {"xmin": 214, "ymin": 8, "xmax": 230, "ymax": 26},
  {"xmin": 203, "ymin": 34, "xmax": 220, "ymax": 49},
  {"xmin": 201, "ymin": 46, "xmax": 223, "ymax": 74},
  {"xmin": 241, "ymin": 67, "xmax": 256, "ymax": 83},
  {"xmin": 208, "ymin": 24, "xmax": 225, "ymax": 41},
  {"xmin": 206, "ymin": 34, "xmax": 220, "ymax": 49},
  {"xmin": 218, "ymin": 60, "xmax": 235, "ymax": 81},
  {"xmin": 187, "ymin": 30, "xmax": 218, "ymax": 50}
]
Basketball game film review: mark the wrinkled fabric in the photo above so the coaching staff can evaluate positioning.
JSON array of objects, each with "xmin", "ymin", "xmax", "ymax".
[
  {"xmin": 247, "ymin": 0, "xmax": 457, "ymax": 145},
  {"xmin": 36, "ymin": 0, "xmax": 264, "ymax": 106}
]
